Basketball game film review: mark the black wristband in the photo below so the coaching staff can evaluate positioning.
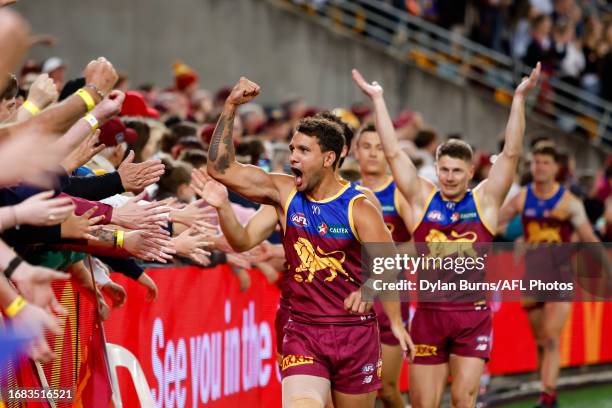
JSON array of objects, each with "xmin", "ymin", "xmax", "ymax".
[{"xmin": 4, "ymin": 255, "xmax": 24, "ymax": 279}]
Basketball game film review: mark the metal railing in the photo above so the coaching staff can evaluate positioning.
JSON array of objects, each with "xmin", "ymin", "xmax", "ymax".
[{"xmin": 274, "ymin": 0, "xmax": 612, "ymax": 145}]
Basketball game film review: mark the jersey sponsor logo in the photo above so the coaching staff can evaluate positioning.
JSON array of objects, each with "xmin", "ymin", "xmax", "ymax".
[
  {"xmin": 459, "ymin": 212, "xmax": 478, "ymax": 220},
  {"xmin": 318, "ymin": 222, "xmax": 328, "ymax": 235},
  {"xmin": 361, "ymin": 363, "xmax": 375, "ymax": 374},
  {"xmin": 293, "ymin": 237, "xmax": 352, "ymax": 283},
  {"xmin": 281, "ymin": 354, "xmax": 314, "ymax": 371},
  {"xmin": 475, "ymin": 343, "xmax": 488, "ymax": 351},
  {"xmin": 415, "ymin": 344, "xmax": 438, "ymax": 357},
  {"xmin": 291, "ymin": 212, "xmax": 307, "ymax": 227},
  {"xmin": 427, "ymin": 210, "xmax": 444, "ymax": 222},
  {"xmin": 382, "ymin": 205, "xmax": 395, "ymax": 213},
  {"xmin": 451, "ymin": 212, "xmax": 459, "ymax": 222},
  {"xmin": 362, "ymin": 375, "xmax": 373, "ymax": 384},
  {"xmin": 317, "ymin": 222, "xmax": 350, "ymax": 237}
]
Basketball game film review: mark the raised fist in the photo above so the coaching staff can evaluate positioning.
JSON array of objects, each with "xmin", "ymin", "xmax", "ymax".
[
  {"xmin": 27, "ymin": 73, "xmax": 58, "ymax": 109},
  {"xmin": 225, "ymin": 77, "xmax": 260, "ymax": 107},
  {"xmin": 83, "ymin": 57, "xmax": 118, "ymax": 97}
]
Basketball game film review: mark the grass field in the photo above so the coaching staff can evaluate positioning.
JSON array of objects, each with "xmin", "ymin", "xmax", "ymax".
[{"xmin": 500, "ymin": 383, "xmax": 612, "ymax": 408}]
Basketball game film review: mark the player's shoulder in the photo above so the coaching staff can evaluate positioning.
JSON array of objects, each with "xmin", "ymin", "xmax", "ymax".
[
  {"xmin": 353, "ymin": 184, "xmax": 382, "ymax": 211},
  {"xmin": 560, "ymin": 188, "xmax": 585, "ymax": 212}
]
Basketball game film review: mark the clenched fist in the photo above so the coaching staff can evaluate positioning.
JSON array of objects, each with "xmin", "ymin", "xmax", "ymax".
[
  {"xmin": 83, "ymin": 57, "xmax": 118, "ymax": 98},
  {"xmin": 225, "ymin": 77, "xmax": 260, "ymax": 107},
  {"xmin": 26, "ymin": 73, "xmax": 58, "ymax": 109}
]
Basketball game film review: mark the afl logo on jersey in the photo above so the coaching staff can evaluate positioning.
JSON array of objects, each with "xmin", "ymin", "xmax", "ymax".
[
  {"xmin": 427, "ymin": 211, "xmax": 444, "ymax": 222},
  {"xmin": 291, "ymin": 213, "xmax": 308, "ymax": 227}
]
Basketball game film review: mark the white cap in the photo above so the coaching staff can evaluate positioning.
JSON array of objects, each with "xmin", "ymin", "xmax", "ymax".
[{"xmin": 42, "ymin": 57, "xmax": 65, "ymax": 73}]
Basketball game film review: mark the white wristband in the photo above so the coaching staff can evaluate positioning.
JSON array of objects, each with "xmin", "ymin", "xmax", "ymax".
[{"xmin": 83, "ymin": 113, "xmax": 99, "ymax": 131}]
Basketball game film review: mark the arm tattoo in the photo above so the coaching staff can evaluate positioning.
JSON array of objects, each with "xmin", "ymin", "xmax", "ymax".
[
  {"xmin": 209, "ymin": 111, "xmax": 235, "ymax": 174},
  {"xmin": 92, "ymin": 228, "xmax": 116, "ymax": 244}
]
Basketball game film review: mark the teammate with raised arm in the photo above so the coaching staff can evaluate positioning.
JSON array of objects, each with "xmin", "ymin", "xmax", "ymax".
[
  {"xmin": 353, "ymin": 122, "xmax": 413, "ymax": 408},
  {"xmin": 208, "ymin": 78, "xmax": 414, "ymax": 408},
  {"xmin": 498, "ymin": 144, "xmax": 601, "ymax": 408},
  {"xmin": 353, "ymin": 63, "xmax": 541, "ymax": 408}
]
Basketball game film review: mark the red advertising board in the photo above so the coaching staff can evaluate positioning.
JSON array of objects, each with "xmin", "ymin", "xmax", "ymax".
[{"xmin": 105, "ymin": 265, "xmax": 282, "ymax": 408}]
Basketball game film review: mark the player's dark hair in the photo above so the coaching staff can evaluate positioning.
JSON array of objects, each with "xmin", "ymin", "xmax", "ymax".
[
  {"xmin": 532, "ymin": 145, "xmax": 559, "ymax": 162},
  {"xmin": 296, "ymin": 117, "xmax": 345, "ymax": 167},
  {"xmin": 315, "ymin": 111, "xmax": 354, "ymax": 168},
  {"xmin": 356, "ymin": 123, "xmax": 377, "ymax": 141},
  {"xmin": 414, "ymin": 129, "xmax": 438, "ymax": 149},
  {"xmin": 435, "ymin": 139, "xmax": 473, "ymax": 162}
]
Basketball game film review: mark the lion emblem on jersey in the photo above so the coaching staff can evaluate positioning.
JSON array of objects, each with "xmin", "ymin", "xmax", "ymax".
[
  {"xmin": 425, "ymin": 229, "xmax": 478, "ymax": 258},
  {"xmin": 293, "ymin": 238, "xmax": 353, "ymax": 283},
  {"xmin": 526, "ymin": 221, "xmax": 561, "ymax": 243}
]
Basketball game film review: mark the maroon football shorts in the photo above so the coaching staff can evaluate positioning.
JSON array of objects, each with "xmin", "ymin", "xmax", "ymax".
[
  {"xmin": 281, "ymin": 319, "xmax": 382, "ymax": 394},
  {"xmin": 410, "ymin": 308, "xmax": 492, "ymax": 364},
  {"xmin": 275, "ymin": 301, "xmax": 291, "ymax": 365},
  {"xmin": 373, "ymin": 300, "xmax": 410, "ymax": 346}
]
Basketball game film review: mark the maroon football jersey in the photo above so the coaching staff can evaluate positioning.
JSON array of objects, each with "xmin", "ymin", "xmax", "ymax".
[
  {"xmin": 282, "ymin": 183, "xmax": 374, "ymax": 324},
  {"xmin": 412, "ymin": 189, "xmax": 494, "ymax": 311}
]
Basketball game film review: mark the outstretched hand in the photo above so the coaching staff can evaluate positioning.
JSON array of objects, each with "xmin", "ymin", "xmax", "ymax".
[
  {"xmin": 515, "ymin": 62, "xmax": 541, "ymax": 98},
  {"xmin": 352, "ymin": 68, "xmax": 383, "ymax": 99}
]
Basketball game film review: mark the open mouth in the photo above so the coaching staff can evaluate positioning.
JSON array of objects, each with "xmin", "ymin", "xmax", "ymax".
[{"xmin": 291, "ymin": 167, "xmax": 304, "ymax": 187}]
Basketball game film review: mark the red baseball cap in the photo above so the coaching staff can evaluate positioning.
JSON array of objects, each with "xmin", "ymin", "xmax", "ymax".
[
  {"xmin": 99, "ymin": 117, "xmax": 138, "ymax": 147},
  {"xmin": 120, "ymin": 91, "xmax": 160, "ymax": 118}
]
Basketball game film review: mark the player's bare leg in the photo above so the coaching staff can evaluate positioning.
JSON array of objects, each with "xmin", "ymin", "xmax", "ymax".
[
  {"xmin": 449, "ymin": 355, "xmax": 485, "ymax": 408},
  {"xmin": 379, "ymin": 343, "xmax": 404, "ymax": 408},
  {"xmin": 539, "ymin": 302, "xmax": 571, "ymax": 405},
  {"xmin": 409, "ymin": 364, "xmax": 448, "ymax": 408},
  {"xmin": 283, "ymin": 375, "xmax": 330, "ymax": 408},
  {"xmin": 527, "ymin": 306, "xmax": 546, "ymax": 371},
  {"xmin": 331, "ymin": 390, "xmax": 376, "ymax": 408}
]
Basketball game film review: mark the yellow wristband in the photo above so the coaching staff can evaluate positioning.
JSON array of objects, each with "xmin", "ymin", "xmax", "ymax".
[
  {"xmin": 22, "ymin": 100, "xmax": 40, "ymax": 116},
  {"xmin": 117, "ymin": 230, "xmax": 125, "ymax": 249},
  {"xmin": 83, "ymin": 113, "xmax": 99, "ymax": 131},
  {"xmin": 5, "ymin": 295, "xmax": 27, "ymax": 318},
  {"xmin": 76, "ymin": 88, "xmax": 96, "ymax": 111}
]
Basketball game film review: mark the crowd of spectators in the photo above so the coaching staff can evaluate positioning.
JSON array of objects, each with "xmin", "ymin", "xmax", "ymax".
[{"xmin": 292, "ymin": 0, "xmax": 612, "ymax": 103}]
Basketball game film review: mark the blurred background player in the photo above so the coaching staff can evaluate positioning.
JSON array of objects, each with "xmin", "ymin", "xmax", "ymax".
[{"xmin": 499, "ymin": 144, "xmax": 602, "ymax": 408}]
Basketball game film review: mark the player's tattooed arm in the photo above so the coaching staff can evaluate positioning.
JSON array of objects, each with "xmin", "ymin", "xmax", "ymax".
[
  {"xmin": 207, "ymin": 77, "xmax": 289, "ymax": 206},
  {"xmin": 209, "ymin": 109, "xmax": 235, "ymax": 174}
]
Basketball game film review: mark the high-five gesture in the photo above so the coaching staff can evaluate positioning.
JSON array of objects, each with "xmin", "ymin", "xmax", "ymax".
[
  {"xmin": 225, "ymin": 77, "xmax": 261, "ymax": 107},
  {"xmin": 190, "ymin": 167, "xmax": 228, "ymax": 209}
]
